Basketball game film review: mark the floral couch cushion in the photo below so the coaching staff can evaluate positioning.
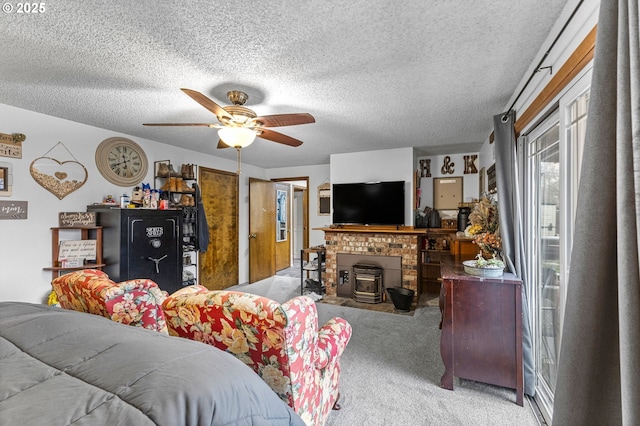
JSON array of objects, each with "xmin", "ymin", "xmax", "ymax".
[
  {"xmin": 162, "ymin": 285, "xmax": 352, "ymax": 426},
  {"xmin": 51, "ymin": 269, "xmax": 171, "ymax": 334}
]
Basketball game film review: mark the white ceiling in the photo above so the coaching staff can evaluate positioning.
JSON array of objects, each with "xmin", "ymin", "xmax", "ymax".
[{"xmin": 0, "ymin": 0, "xmax": 571, "ymax": 169}]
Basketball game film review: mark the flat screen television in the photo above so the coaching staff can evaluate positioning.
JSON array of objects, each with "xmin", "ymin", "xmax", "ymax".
[{"xmin": 332, "ymin": 181, "xmax": 405, "ymax": 225}]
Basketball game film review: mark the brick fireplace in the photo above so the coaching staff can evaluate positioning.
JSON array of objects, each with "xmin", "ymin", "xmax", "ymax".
[{"xmin": 322, "ymin": 227, "xmax": 424, "ymax": 304}]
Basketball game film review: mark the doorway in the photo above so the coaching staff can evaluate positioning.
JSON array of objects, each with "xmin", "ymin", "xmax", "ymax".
[
  {"xmin": 275, "ymin": 182, "xmax": 291, "ymax": 271},
  {"xmin": 248, "ymin": 177, "xmax": 309, "ymax": 283},
  {"xmin": 272, "ymin": 177, "xmax": 309, "ymax": 266}
]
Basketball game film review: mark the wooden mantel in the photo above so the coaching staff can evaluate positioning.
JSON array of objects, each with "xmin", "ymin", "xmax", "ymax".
[{"xmin": 315, "ymin": 225, "xmax": 428, "ymax": 235}]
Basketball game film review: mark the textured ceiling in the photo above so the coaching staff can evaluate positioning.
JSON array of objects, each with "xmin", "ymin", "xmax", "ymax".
[{"xmin": 0, "ymin": 0, "xmax": 571, "ymax": 169}]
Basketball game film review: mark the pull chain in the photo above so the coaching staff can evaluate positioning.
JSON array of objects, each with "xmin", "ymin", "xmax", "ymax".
[{"xmin": 235, "ymin": 147, "xmax": 242, "ymax": 174}]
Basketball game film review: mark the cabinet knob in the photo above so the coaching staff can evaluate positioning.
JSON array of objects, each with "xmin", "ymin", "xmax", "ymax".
[{"xmin": 249, "ymin": 233, "xmax": 257, "ymax": 239}]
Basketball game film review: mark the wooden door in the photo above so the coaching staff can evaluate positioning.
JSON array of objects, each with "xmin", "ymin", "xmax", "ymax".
[
  {"xmin": 275, "ymin": 183, "xmax": 291, "ymax": 271},
  {"xmin": 199, "ymin": 167, "xmax": 239, "ymax": 290},
  {"xmin": 249, "ymin": 178, "xmax": 276, "ymax": 283}
]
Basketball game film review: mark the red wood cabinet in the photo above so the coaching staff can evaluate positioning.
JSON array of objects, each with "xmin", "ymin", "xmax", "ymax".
[{"xmin": 439, "ymin": 259, "xmax": 524, "ymax": 406}]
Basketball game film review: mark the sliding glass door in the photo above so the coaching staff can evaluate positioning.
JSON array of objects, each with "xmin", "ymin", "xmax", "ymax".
[
  {"xmin": 524, "ymin": 71, "xmax": 590, "ymax": 423},
  {"xmin": 527, "ymin": 114, "xmax": 560, "ymax": 420}
]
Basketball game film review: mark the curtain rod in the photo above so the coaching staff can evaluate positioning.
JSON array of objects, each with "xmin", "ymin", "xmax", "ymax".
[{"xmin": 502, "ymin": 0, "xmax": 585, "ymax": 122}]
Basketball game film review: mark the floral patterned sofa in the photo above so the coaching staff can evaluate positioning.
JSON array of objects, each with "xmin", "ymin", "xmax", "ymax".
[
  {"xmin": 51, "ymin": 269, "xmax": 191, "ymax": 335},
  {"xmin": 162, "ymin": 285, "xmax": 353, "ymax": 426}
]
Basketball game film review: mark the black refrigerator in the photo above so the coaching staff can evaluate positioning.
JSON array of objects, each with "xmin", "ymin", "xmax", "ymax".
[{"xmin": 89, "ymin": 207, "xmax": 183, "ymax": 293}]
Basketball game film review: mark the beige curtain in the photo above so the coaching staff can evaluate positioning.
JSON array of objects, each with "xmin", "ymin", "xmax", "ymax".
[{"xmin": 553, "ymin": 1, "xmax": 640, "ymax": 424}]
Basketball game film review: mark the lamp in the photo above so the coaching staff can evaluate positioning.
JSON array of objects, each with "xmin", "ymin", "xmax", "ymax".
[
  {"xmin": 217, "ymin": 127, "xmax": 257, "ymax": 148},
  {"xmin": 217, "ymin": 126, "xmax": 257, "ymax": 174}
]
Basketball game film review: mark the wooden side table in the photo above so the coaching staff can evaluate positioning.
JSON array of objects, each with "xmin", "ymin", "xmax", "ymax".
[{"xmin": 439, "ymin": 259, "xmax": 524, "ymax": 406}]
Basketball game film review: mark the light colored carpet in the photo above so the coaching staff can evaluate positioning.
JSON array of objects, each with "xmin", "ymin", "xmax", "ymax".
[{"xmin": 229, "ymin": 276, "xmax": 538, "ymax": 426}]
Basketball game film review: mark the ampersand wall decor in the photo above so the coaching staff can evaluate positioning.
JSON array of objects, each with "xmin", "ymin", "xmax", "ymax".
[{"xmin": 441, "ymin": 156, "xmax": 455, "ymax": 175}]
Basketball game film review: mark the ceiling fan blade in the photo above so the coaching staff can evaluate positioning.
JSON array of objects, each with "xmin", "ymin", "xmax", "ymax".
[
  {"xmin": 254, "ymin": 113, "xmax": 315, "ymax": 127},
  {"xmin": 143, "ymin": 123, "xmax": 213, "ymax": 126},
  {"xmin": 180, "ymin": 88, "xmax": 233, "ymax": 121},
  {"xmin": 258, "ymin": 128, "xmax": 303, "ymax": 147},
  {"xmin": 217, "ymin": 139, "xmax": 231, "ymax": 149}
]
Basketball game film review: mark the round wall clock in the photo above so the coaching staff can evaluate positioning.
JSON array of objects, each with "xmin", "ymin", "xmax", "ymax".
[{"xmin": 95, "ymin": 137, "xmax": 149, "ymax": 186}]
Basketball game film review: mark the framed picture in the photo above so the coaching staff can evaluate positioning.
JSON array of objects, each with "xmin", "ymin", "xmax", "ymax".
[
  {"xmin": 317, "ymin": 182, "xmax": 330, "ymax": 216},
  {"xmin": 276, "ymin": 189, "xmax": 287, "ymax": 242},
  {"xmin": 0, "ymin": 161, "xmax": 12, "ymax": 196},
  {"xmin": 0, "ymin": 166, "xmax": 6, "ymax": 191}
]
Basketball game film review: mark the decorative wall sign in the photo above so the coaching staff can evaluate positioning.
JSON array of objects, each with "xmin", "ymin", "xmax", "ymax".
[
  {"xmin": 441, "ymin": 156, "xmax": 455, "ymax": 175},
  {"xmin": 30, "ymin": 142, "xmax": 87, "ymax": 200},
  {"xmin": 0, "ymin": 200, "xmax": 27, "ymax": 219},
  {"xmin": 58, "ymin": 240, "xmax": 97, "ymax": 262},
  {"xmin": 463, "ymin": 155, "xmax": 478, "ymax": 174},
  {"xmin": 414, "ymin": 170, "xmax": 421, "ymax": 209},
  {"xmin": 0, "ymin": 133, "xmax": 26, "ymax": 159},
  {"xmin": 487, "ymin": 164, "xmax": 496, "ymax": 192},
  {"xmin": 58, "ymin": 212, "xmax": 96, "ymax": 228},
  {"xmin": 419, "ymin": 159, "xmax": 431, "ymax": 177}
]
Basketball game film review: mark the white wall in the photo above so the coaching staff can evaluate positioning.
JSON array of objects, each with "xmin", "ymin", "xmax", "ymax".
[
  {"xmin": 0, "ymin": 103, "xmax": 266, "ymax": 304},
  {"xmin": 329, "ymin": 147, "xmax": 415, "ymax": 226}
]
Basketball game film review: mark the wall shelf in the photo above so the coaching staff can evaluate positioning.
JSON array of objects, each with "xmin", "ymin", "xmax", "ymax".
[{"xmin": 43, "ymin": 226, "xmax": 105, "ymax": 280}]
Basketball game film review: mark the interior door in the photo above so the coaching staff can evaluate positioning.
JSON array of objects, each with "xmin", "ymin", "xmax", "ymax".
[
  {"xmin": 199, "ymin": 167, "xmax": 239, "ymax": 290},
  {"xmin": 275, "ymin": 183, "xmax": 291, "ymax": 271},
  {"xmin": 249, "ymin": 177, "xmax": 275, "ymax": 283}
]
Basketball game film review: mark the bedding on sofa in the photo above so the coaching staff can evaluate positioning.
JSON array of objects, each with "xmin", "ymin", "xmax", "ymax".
[{"xmin": 0, "ymin": 302, "xmax": 304, "ymax": 426}]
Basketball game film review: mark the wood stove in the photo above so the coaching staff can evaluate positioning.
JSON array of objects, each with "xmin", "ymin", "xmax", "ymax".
[{"xmin": 353, "ymin": 264, "xmax": 383, "ymax": 303}]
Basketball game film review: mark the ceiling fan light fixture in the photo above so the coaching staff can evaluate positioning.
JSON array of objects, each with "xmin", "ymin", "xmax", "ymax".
[{"xmin": 218, "ymin": 126, "xmax": 257, "ymax": 148}]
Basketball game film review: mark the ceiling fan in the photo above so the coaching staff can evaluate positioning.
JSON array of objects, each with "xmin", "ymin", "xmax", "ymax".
[{"xmin": 144, "ymin": 88, "xmax": 315, "ymax": 150}]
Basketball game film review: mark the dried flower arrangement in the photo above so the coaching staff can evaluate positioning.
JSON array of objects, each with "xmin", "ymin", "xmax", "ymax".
[{"xmin": 464, "ymin": 195, "xmax": 502, "ymax": 259}]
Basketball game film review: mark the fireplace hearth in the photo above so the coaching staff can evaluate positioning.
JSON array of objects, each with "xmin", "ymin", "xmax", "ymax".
[
  {"xmin": 353, "ymin": 264, "xmax": 383, "ymax": 304},
  {"xmin": 323, "ymin": 228, "xmax": 421, "ymax": 305}
]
